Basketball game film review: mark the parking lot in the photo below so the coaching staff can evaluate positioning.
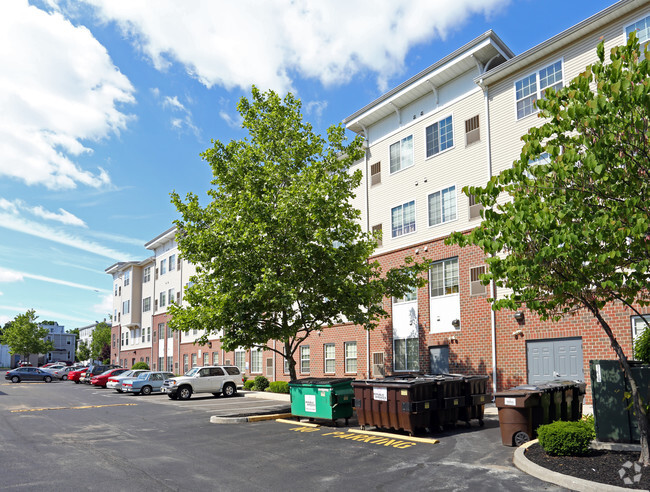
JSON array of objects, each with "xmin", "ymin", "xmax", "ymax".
[{"xmin": 0, "ymin": 372, "xmax": 560, "ymax": 491}]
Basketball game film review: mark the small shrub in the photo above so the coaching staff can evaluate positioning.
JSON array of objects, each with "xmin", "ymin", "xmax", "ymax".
[
  {"xmin": 244, "ymin": 379, "xmax": 255, "ymax": 390},
  {"xmin": 253, "ymin": 375, "xmax": 270, "ymax": 392},
  {"xmin": 268, "ymin": 381, "xmax": 289, "ymax": 394},
  {"xmin": 242, "ymin": 374, "xmax": 248, "ymax": 383},
  {"xmin": 537, "ymin": 420, "xmax": 593, "ymax": 456},
  {"xmin": 634, "ymin": 325, "xmax": 650, "ymax": 364},
  {"xmin": 131, "ymin": 362, "xmax": 149, "ymax": 370},
  {"xmin": 580, "ymin": 414, "xmax": 596, "ymax": 440}
]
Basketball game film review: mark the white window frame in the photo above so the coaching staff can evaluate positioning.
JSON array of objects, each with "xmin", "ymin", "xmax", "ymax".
[
  {"xmin": 393, "ymin": 337, "xmax": 420, "ymax": 372},
  {"xmin": 142, "ymin": 297, "xmax": 151, "ymax": 313},
  {"xmin": 632, "ymin": 315, "xmax": 650, "ymax": 343},
  {"xmin": 169, "ymin": 254, "xmax": 176, "ymax": 271},
  {"xmin": 428, "ymin": 185, "xmax": 457, "ymax": 227},
  {"xmin": 393, "ymin": 285, "xmax": 417, "ymax": 305},
  {"xmin": 430, "ymin": 257, "xmax": 460, "ymax": 298},
  {"xmin": 160, "ymin": 259, "xmax": 167, "ymax": 275},
  {"xmin": 147, "ymin": 327, "xmax": 151, "ymax": 342},
  {"xmin": 514, "ymin": 59, "xmax": 564, "ymax": 120},
  {"xmin": 143, "ymin": 266, "xmax": 151, "ymax": 283},
  {"xmin": 626, "ymin": 14, "xmax": 650, "ymax": 45},
  {"xmin": 324, "ymin": 343, "xmax": 336, "ymax": 374},
  {"xmin": 234, "ymin": 349, "xmax": 246, "ymax": 373},
  {"xmin": 391, "ymin": 200, "xmax": 416, "ymax": 238},
  {"xmin": 251, "ymin": 349, "xmax": 262, "ymax": 374},
  {"xmin": 344, "ymin": 341, "xmax": 357, "ymax": 374},
  {"xmin": 213, "ymin": 351, "xmax": 219, "ymax": 365},
  {"xmin": 300, "ymin": 346, "xmax": 310, "ymax": 374},
  {"xmin": 124, "ymin": 270, "xmax": 130, "ymax": 287},
  {"xmin": 122, "ymin": 300, "xmax": 130, "ymax": 315},
  {"xmin": 159, "ymin": 291, "xmax": 166, "ymax": 308},
  {"xmin": 389, "ymin": 135, "xmax": 414, "ymax": 174},
  {"xmin": 425, "ymin": 114, "xmax": 454, "ymax": 158},
  {"xmin": 168, "ymin": 288, "xmax": 175, "ymax": 305}
]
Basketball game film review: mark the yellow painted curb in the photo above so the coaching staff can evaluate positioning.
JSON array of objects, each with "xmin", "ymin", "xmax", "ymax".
[
  {"xmin": 276, "ymin": 418, "xmax": 320, "ymax": 427},
  {"xmin": 11, "ymin": 403, "xmax": 137, "ymax": 413},
  {"xmin": 345, "ymin": 428, "xmax": 439, "ymax": 444},
  {"xmin": 247, "ymin": 413, "xmax": 293, "ymax": 422}
]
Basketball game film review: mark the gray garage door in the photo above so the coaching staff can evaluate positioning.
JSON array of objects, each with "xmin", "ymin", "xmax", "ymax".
[{"xmin": 527, "ymin": 337, "xmax": 583, "ymax": 383}]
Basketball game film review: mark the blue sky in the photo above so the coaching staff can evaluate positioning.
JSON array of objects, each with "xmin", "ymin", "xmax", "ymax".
[{"xmin": 0, "ymin": 0, "xmax": 617, "ymax": 330}]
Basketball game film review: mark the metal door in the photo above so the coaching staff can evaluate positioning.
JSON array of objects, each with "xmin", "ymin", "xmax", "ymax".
[
  {"xmin": 429, "ymin": 345, "xmax": 450, "ymax": 374},
  {"xmin": 527, "ymin": 337, "xmax": 583, "ymax": 383}
]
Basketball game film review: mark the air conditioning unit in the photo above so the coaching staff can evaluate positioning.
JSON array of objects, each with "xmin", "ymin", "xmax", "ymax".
[
  {"xmin": 469, "ymin": 203, "xmax": 483, "ymax": 220},
  {"xmin": 372, "ymin": 352, "xmax": 385, "ymax": 378}
]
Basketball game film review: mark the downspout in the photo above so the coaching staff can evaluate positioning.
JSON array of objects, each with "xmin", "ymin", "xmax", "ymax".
[
  {"xmin": 478, "ymin": 77, "xmax": 498, "ymax": 395},
  {"xmin": 178, "ymin": 251, "xmax": 182, "ymax": 374},
  {"xmin": 360, "ymin": 123, "xmax": 371, "ymax": 378}
]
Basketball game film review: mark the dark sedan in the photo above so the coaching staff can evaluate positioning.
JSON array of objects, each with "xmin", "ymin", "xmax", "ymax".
[{"xmin": 5, "ymin": 367, "xmax": 54, "ymax": 383}]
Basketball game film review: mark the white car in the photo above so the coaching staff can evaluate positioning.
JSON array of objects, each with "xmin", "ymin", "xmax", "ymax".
[
  {"xmin": 161, "ymin": 366, "xmax": 243, "ymax": 400},
  {"xmin": 106, "ymin": 370, "xmax": 150, "ymax": 392}
]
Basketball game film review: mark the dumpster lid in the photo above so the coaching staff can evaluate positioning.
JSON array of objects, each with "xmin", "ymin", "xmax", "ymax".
[{"xmin": 289, "ymin": 377, "xmax": 352, "ymax": 386}]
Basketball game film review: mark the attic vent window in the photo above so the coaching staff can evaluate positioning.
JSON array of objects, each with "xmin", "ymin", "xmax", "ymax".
[
  {"xmin": 465, "ymin": 115, "xmax": 480, "ymax": 146},
  {"xmin": 370, "ymin": 162, "xmax": 381, "ymax": 186}
]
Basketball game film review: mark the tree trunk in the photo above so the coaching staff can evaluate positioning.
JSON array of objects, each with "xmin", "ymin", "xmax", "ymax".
[
  {"xmin": 284, "ymin": 341, "xmax": 298, "ymax": 381},
  {"xmin": 591, "ymin": 306, "xmax": 650, "ymax": 466}
]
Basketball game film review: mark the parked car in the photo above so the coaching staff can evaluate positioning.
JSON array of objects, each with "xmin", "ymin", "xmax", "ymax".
[
  {"xmin": 5, "ymin": 367, "xmax": 54, "ymax": 383},
  {"xmin": 90, "ymin": 368, "xmax": 128, "ymax": 388},
  {"xmin": 161, "ymin": 366, "xmax": 242, "ymax": 400},
  {"xmin": 123, "ymin": 372, "xmax": 174, "ymax": 395},
  {"xmin": 80, "ymin": 364, "xmax": 120, "ymax": 384},
  {"xmin": 107, "ymin": 370, "xmax": 149, "ymax": 392},
  {"xmin": 68, "ymin": 367, "xmax": 89, "ymax": 384},
  {"xmin": 46, "ymin": 366, "xmax": 74, "ymax": 380},
  {"xmin": 17, "ymin": 361, "xmax": 33, "ymax": 367}
]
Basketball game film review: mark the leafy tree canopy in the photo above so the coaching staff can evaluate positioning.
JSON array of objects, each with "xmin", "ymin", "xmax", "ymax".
[
  {"xmin": 448, "ymin": 34, "xmax": 650, "ymax": 464},
  {"xmin": 0, "ymin": 310, "xmax": 53, "ymax": 360},
  {"xmin": 170, "ymin": 87, "xmax": 428, "ymax": 379},
  {"xmin": 90, "ymin": 321, "xmax": 111, "ymax": 363}
]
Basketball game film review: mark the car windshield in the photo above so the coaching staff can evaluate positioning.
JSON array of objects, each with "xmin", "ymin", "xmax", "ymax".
[
  {"xmin": 120, "ymin": 370, "xmax": 134, "ymax": 378},
  {"xmin": 185, "ymin": 368, "xmax": 199, "ymax": 377},
  {"xmin": 137, "ymin": 373, "xmax": 150, "ymax": 379}
]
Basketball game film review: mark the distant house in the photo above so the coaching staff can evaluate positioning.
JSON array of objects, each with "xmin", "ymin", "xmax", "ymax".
[{"xmin": 41, "ymin": 323, "xmax": 76, "ymax": 363}]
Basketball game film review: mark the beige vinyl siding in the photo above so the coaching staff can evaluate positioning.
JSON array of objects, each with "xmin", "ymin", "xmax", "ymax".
[
  {"xmin": 366, "ymin": 88, "xmax": 488, "ymax": 252},
  {"xmin": 349, "ymin": 158, "xmax": 368, "ymax": 233},
  {"xmin": 488, "ymin": 6, "xmax": 650, "ymax": 181}
]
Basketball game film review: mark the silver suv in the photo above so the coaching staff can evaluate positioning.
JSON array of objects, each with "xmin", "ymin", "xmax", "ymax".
[{"xmin": 161, "ymin": 366, "xmax": 243, "ymax": 400}]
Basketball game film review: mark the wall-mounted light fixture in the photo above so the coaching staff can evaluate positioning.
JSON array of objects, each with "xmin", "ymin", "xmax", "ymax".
[
  {"xmin": 208, "ymin": 342, "xmax": 212, "ymax": 349},
  {"xmin": 514, "ymin": 311, "xmax": 525, "ymax": 322},
  {"xmin": 449, "ymin": 335, "xmax": 458, "ymax": 343},
  {"xmin": 513, "ymin": 329, "xmax": 524, "ymax": 339},
  {"xmin": 451, "ymin": 319, "xmax": 461, "ymax": 329}
]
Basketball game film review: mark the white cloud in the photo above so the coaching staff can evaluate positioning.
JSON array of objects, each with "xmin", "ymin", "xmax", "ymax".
[
  {"xmin": 163, "ymin": 95, "xmax": 186, "ymax": 112},
  {"xmin": 219, "ymin": 110, "xmax": 242, "ymax": 129},
  {"xmin": 74, "ymin": 0, "xmax": 509, "ymax": 93},
  {"xmin": 93, "ymin": 293, "xmax": 113, "ymax": 314},
  {"xmin": 0, "ymin": 305, "xmax": 92, "ymax": 324},
  {"xmin": 0, "ymin": 1, "xmax": 135, "ymax": 190},
  {"xmin": 304, "ymin": 100, "xmax": 328, "ymax": 121},
  {"xmin": 0, "ymin": 198, "xmax": 87, "ymax": 227},
  {"xmin": 0, "ymin": 267, "xmax": 108, "ymax": 293},
  {"xmin": 0, "ymin": 269, "xmax": 23, "ymax": 283}
]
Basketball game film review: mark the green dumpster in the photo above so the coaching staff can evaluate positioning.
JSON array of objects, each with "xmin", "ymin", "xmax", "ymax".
[{"xmin": 289, "ymin": 378, "xmax": 354, "ymax": 425}]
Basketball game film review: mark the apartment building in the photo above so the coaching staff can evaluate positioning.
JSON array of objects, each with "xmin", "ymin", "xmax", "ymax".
[{"xmin": 108, "ymin": 0, "xmax": 650, "ymax": 401}]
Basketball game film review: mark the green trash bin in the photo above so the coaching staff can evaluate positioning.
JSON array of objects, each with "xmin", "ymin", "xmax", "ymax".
[{"xmin": 289, "ymin": 378, "xmax": 354, "ymax": 425}]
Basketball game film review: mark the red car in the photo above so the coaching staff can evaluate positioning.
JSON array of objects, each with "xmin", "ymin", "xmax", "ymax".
[
  {"xmin": 90, "ymin": 368, "xmax": 127, "ymax": 388},
  {"xmin": 68, "ymin": 367, "xmax": 88, "ymax": 384}
]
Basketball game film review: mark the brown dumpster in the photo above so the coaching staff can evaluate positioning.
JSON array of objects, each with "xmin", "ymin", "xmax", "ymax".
[{"xmin": 494, "ymin": 388, "xmax": 541, "ymax": 446}]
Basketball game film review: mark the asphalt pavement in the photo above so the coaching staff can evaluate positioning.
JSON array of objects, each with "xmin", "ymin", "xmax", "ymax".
[{"xmin": 0, "ymin": 371, "xmax": 564, "ymax": 491}]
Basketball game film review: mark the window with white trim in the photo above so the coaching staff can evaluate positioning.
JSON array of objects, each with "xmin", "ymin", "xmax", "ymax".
[
  {"xmin": 425, "ymin": 116, "xmax": 453, "ymax": 157},
  {"xmin": 191, "ymin": 353, "xmax": 197, "ymax": 367},
  {"xmin": 235, "ymin": 349, "xmax": 246, "ymax": 373},
  {"xmin": 300, "ymin": 346, "xmax": 310, "ymax": 373},
  {"xmin": 168, "ymin": 288, "xmax": 175, "ymax": 305},
  {"xmin": 430, "ymin": 258, "xmax": 459, "ymax": 297},
  {"xmin": 143, "ymin": 266, "xmax": 151, "ymax": 283},
  {"xmin": 391, "ymin": 200, "xmax": 416, "ymax": 238},
  {"xmin": 147, "ymin": 327, "xmax": 151, "ymax": 342},
  {"xmin": 389, "ymin": 135, "xmax": 413, "ymax": 173},
  {"xmin": 428, "ymin": 186, "xmax": 456, "ymax": 227},
  {"xmin": 203, "ymin": 353, "xmax": 209, "ymax": 366},
  {"xmin": 143, "ymin": 297, "xmax": 151, "ymax": 312},
  {"xmin": 393, "ymin": 285, "xmax": 417, "ymax": 304},
  {"xmin": 251, "ymin": 349, "xmax": 262, "ymax": 374},
  {"xmin": 160, "ymin": 259, "xmax": 167, "ymax": 275},
  {"xmin": 626, "ymin": 15, "xmax": 650, "ymax": 44},
  {"xmin": 124, "ymin": 270, "xmax": 130, "ymax": 287},
  {"xmin": 632, "ymin": 315, "xmax": 649, "ymax": 343},
  {"xmin": 515, "ymin": 60, "xmax": 563, "ymax": 119},
  {"xmin": 394, "ymin": 338, "xmax": 419, "ymax": 371},
  {"xmin": 344, "ymin": 342, "xmax": 357, "ymax": 374},
  {"xmin": 324, "ymin": 344, "xmax": 335, "ymax": 373},
  {"xmin": 213, "ymin": 352, "xmax": 219, "ymax": 365},
  {"xmin": 183, "ymin": 354, "xmax": 189, "ymax": 373},
  {"xmin": 122, "ymin": 300, "xmax": 130, "ymax": 315},
  {"xmin": 159, "ymin": 291, "xmax": 166, "ymax": 308},
  {"xmin": 169, "ymin": 254, "xmax": 176, "ymax": 271}
]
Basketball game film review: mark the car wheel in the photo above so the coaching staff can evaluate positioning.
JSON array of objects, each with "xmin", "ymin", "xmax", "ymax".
[
  {"xmin": 168, "ymin": 393, "xmax": 178, "ymax": 400},
  {"xmin": 222, "ymin": 383, "xmax": 236, "ymax": 397},
  {"xmin": 44, "ymin": 376, "xmax": 52, "ymax": 383},
  {"xmin": 115, "ymin": 389, "xmax": 123, "ymax": 393},
  {"xmin": 62, "ymin": 375, "xmax": 68, "ymax": 380},
  {"xmin": 178, "ymin": 386, "xmax": 192, "ymax": 400},
  {"xmin": 11, "ymin": 376, "xmax": 20, "ymax": 383},
  {"xmin": 212, "ymin": 392, "xmax": 221, "ymax": 398},
  {"xmin": 74, "ymin": 380, "xmax": 79, "ymax": 384},
  {"xmin": 141, "ymin": 386, "xmax": 152, "ymax": 396}
]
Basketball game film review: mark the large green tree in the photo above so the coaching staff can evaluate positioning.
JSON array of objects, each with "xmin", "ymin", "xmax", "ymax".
[
  {"xmin": 90, "ymin": 321, "xmax": 111, "ymax": 363},
  {"xmin": 170, "ymin": 87, "xmax": 427, "ymax": 380},
  {"xmin": 76, "ymin": 340, "xmax": 91, "ymax": 362},
  {"xmin": 449, "ymin": 35, "xmax": 650, "ymax": 464},
  {"xmin": 0, "ymin": 310, "xmax": 53, "ymax": 363}
]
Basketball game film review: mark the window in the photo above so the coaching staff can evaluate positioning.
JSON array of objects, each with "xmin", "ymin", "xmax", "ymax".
[
  {"xmin": 122, "ymin": 300, "xmax": 130, "ymax": 315},
  {"xmin": 191, "ymin": 353, "xmax": 197, "ymax": 367},
  {"xmin": 143, "ymin": 297, "xmax": 151, "ymax": 312},
  {"xmin": 425, "ymin": 115, "xmax": 453, "ymax": 157},
  {"xmin": 632, "ymin": 315, "xmax": 650, "ymax": 343},
  {"xmin": 124, "ymin": 270, "xmax": 130, "ymax": 287},
  {"xmin": 169, "ymin": 254, "xmax": 176, "ymax": 271},
  {"xmin": 251, "ymin": 349, "xmax": 262, "ymax": 373},
  {"xmin": 159, "ymin": 291, "xmax": 166, "ymax": 308},
  {"xmin": 430, "ymin": 258, "xmax": 459, "ymax": 297},
  {"xmin": 112, "ymin": 334, "xmax": 115, "ymax": 348},
  {"xmin": 147, "ymin": 327, "xmax": 151, "ymax": 342},
  {"xmin": 428, "ymin": 186, "xmax": 456, "ymax": 227},
  {"xmin": 370, "ymin": 162, "xmax": 381, "ymax": 186},
  {"xmin": 213, "ymin": 352, "xmax": 219, "ymax": 365},
  {"xmin": 324, "ymin": 344, "xmax": 335, "ymax": 373},
  {"xmin": 203, "ymin": 353, "xmax": 209, "ymax": 366},
  {"xmin": 391, "ymin": 200, "xmax": 416, "ymax": 238},
  {"xmin": 114, "ymin": 284, "xmax": 118, "ymax": 296},
  {"xmin": 394, "ymin": 338, "xmax": 419, "ymax": 371},
  {"xmin": 284, "ymin": 348, "xmax": 289, "ymax": 374},
  {"xmin": 160, "ymin": 259, "xmax": 167, "ymax": 275},
  {"xmin": 515, "ymin": 60, "xmax": 563, "ymax": 119},
  {"xmin": 121, "ymin": 332, "xmax": 124, "ymax": 347},
  {"xmin": 167, "ymin": 356, "xmax": 173, "ymax": 372},
  {"xmin": 389, "ymin": 135, "xmax": 413, "ymax": 173},
  {"xmin": 141, "ymin": 328, "xmax": 145, "ymax": 343},
  {"xmin": 168, "ymin": 288, "xmax": 175, "ymax": 305},
  {"xmin": 143, "ymin": 266, "xmax": 151, "ymax": 283},
  {"xmin": 300, "ymin": 346, "xmax": 310, "ymax": 373},
  {"xmin": 465, "ymin": 115, "xmax": 480, "ymax": 146},
  {"xmin": 183, "ymin": 354, "xmax": 189, "ymax": 373},
  {"xmin": 235, "ymin": 350, "xmax": 246, "ymax": 373},
  {"xmin": 393, "ymin": 285, "xmax": 417, "ymax": 304},
  {"xmin": 344, "ymin": 342, "xmax": 357, "ymax": 374},
  {"xmin": 158, "ymin": 357, "xmax": 164, "ymax": 372},
  {"xmin": 125, "ymin": 331, "xmax": 129, "ymax": 346},
  {"xmin": 372, "ymin": 224, "xmax": 383, "ymax": 247},
  {"xmin": 626, "ymin": 15, "xmax": 650, "ymax": 44},
  {"xmin": 166, "ymin": 324, "xmax": 172, "ymax": 339}
]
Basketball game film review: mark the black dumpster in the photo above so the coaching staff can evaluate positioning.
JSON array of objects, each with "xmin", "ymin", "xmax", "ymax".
[{"xmin": 456, "ymin": 375, "xmax": 490, "ymax": 427}]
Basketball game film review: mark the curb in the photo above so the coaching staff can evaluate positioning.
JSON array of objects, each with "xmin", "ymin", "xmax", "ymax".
[
  {"xmin": 514, "ymin": 439, "xmax": 648, "ymax": 492},
  {"xmin": 210, "ymin": 412, "xmax": 293, "ymax": 424}
]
